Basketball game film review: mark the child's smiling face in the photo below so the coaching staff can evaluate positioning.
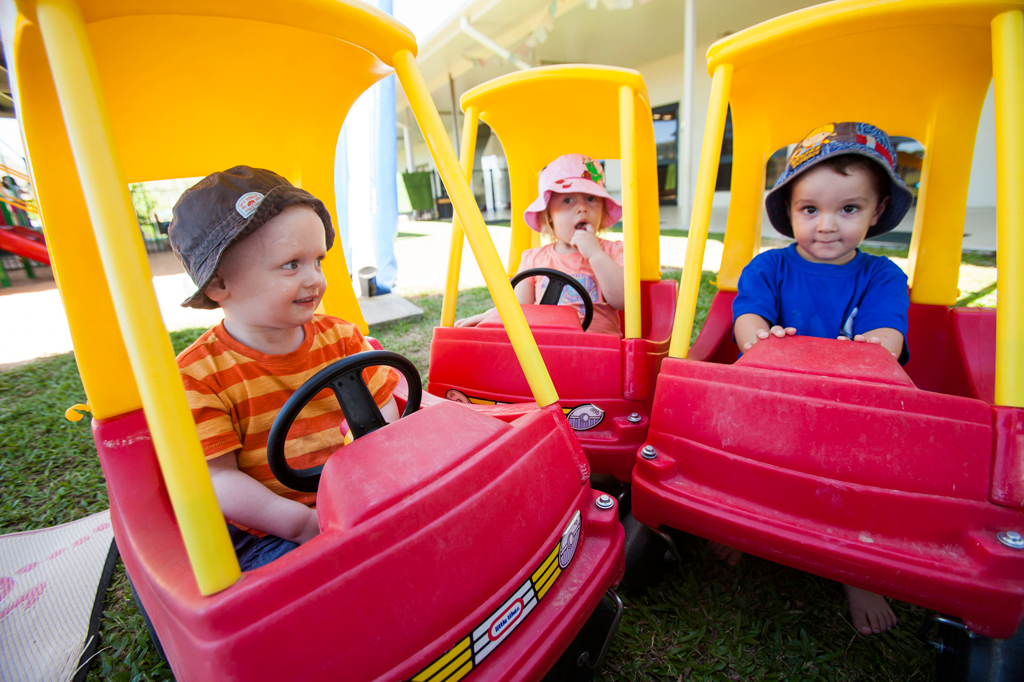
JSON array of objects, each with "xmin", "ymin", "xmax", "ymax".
[
  {"xmin": 546, "ymin": 191, "xmax": 605, "ymax": 247},
  {"xmin": 788, "ymin": 164, "xmax": 888, "ymax": 265},
  {"xmin": 208, "ymin": 205, "xmax": 328, "ymax": 333}
]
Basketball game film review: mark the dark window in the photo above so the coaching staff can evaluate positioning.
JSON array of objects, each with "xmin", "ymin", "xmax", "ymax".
[
  {"xmin": 714, "ymin": 106, "xmax": 733, "ymax": 192},
  {"xmin": 652, "ymin": 103, "xmax": 679, "ymax": 205}
]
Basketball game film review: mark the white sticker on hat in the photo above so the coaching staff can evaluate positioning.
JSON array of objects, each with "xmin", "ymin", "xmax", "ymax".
[{"xmin": 235, "ymin": 192, "xmax": 265, "ymax": 218}]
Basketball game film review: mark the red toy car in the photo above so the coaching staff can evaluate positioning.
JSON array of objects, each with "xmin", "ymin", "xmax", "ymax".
[
  {"xmin": 632, "ymin": 1, "xmax": 1024, "ymax": 678},
  {"xmin": 3, "ymin": 0, "xmax": 625, "ymax": 678}
]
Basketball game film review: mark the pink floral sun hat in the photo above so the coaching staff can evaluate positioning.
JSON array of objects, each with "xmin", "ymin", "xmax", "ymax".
[{"xmin": 523, "ymin": 154, "xmax": 623, "ymax": 232}]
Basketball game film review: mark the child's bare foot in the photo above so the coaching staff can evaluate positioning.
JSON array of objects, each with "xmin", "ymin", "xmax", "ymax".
[
  {"xmin": 843, "ymin": 584, "xmax": 897, "ymax": 634},
  {"xmin": 710, "ymin": 541, "xmax": 743, "ymax": 567}
]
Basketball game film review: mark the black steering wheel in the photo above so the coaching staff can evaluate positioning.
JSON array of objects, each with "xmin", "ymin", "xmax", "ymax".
[
  {"xmin": 267, "ymin": 350, "xmax": 422, "ymax": 493},
  {"xmin": 510, "ymin": 267, "xmax": 594, "ymax": 331}
]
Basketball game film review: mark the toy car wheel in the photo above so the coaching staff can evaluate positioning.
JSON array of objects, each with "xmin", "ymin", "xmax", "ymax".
[
  {"xmin": 511, "ymin": 267, "xmax": 594, "ymax": 331},
  {"xmin": 127, "ymin": 575, "xmax": 167, "ymax": 664},
  {"xmin": 620, "ymin": 511, "xmax": 678, "ymax": 592},
  {"xmin": 917, "ymin": 613, "xmax": 1024, "ymax": 682},
  {"xmin": 542, "ymin": 589, "xmax": 623, "ymax": 682},
  {"xmin": 266, "ymin": 350, "xmax": 422, "ymax": 493}
]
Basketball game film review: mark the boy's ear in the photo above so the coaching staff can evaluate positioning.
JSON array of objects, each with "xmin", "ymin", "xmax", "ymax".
[
  {"xmin": 870, "ymin": 196, "xmax": 890, "ymax": 226},
  {"xmin": 204, "ymin": 271, "xmax": 229, "ymax": 303}
]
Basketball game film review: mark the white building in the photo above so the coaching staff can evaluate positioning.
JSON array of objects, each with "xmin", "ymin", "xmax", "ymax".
[{"xmin": 395, "ymin": 0, "xmax": 998, "ymax": 250}]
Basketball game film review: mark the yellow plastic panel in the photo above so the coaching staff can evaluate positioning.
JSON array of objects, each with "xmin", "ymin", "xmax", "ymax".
[
  {"xmin": 32, "ymin": 0, "xmax": 240, "ymax": 595},
  {"xmin": 992, "ymin": 9, "xmax": 1024, "ymax": 408},
  {"xmin": 3, "ymin": 0, "xmax": 423, "ymax": 594},
  {"xmin": 618, "ymin": 86, "xmax": 642, "ymax": 339},
  {"xmin": 459, "ymin": 66, "xmax": 661, "ymax": 282},
  {"xmin": 10, "ymin": 10, "xmax": 404, "ymax": 413},
  {"xmin": 707, "ymin": 0, "xmax": 1021, "ymax": 306},
  {"xmin": 14, "ymin": 0, "xmax": 415, "ymax": 64}
]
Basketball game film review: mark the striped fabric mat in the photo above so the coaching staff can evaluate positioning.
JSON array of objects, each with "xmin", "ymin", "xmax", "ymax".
[{"xmin": 0, "ymin": 510, "xmax": 117, "ymax": 682}]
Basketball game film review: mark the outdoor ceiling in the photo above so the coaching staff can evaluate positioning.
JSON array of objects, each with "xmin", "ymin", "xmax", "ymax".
[
  {"xmin": 397, "ymin": 0, "xmax": 815, "ymax": 147},
  {"xmin": 399, "ymin": 0, "xmax": 816, "ymax": 108}
]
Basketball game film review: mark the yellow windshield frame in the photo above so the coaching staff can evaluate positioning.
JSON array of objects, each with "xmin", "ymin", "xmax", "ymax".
[
  {"xmin": 437, "ymin": 65, "xmax": 661, "ymax": 340},
  {"xmin": 3, "ymin": 0, "xmax": 559, "ymax": 596},
  {"xmin": 669, "ymin": 0, "xmax": 1023, "ymax": 410}
]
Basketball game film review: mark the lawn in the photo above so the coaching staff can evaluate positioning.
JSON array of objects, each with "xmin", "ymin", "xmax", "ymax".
[{"xmin": 0, "ymin": 255, "xmax": 998, "ymax": 681}]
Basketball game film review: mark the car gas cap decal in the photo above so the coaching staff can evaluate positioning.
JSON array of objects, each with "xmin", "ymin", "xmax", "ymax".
[
  {"xmin": 566, "ymin": 404, "xmax": 604, "ymax": 431},
  {"xmin": 444, "ymin": 389, "xmax": 471, "ymax": 404}
]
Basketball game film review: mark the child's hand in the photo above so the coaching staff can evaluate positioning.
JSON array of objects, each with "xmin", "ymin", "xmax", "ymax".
[
  {"xmin": 743, "ymin": 325, "xmax": 795, "ymax": 351},
  {"xmin": 837, "ymin": 333, "xmax": 899, "ymax": 358},
  {"xmin": 570, "ymin": 224, "xmax": 601, "ymax": 259}
]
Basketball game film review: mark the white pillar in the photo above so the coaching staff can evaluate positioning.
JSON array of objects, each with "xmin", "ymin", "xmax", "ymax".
[
  {"xmin": 403, "ymin": 108, "xmax": 415, "ymax": 173},
  {"xmin": 680, "ymin": 0, "xmax": 696, "ymax": 223}
]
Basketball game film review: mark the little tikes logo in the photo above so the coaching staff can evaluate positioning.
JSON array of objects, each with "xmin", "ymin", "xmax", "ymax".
[
  {"xmin": 488, "ymin": 598, "xmax": 525, "ymax": 641},
  {"xmin": 235, "ymin": 191, "xmax": 265, "ymax": 218}
]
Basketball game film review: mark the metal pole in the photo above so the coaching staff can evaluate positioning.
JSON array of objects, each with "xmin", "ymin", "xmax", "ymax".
[
  {"xmin": 449, "ymin": 73, "xmax": 461, "ymax": 158},
  {"xmin": 680, "ymin": 0, "xmax": 695, "ymax": 222},
  {"xmin": 459, "ymin": 16, "xmax": 532, "ymax": 71}
]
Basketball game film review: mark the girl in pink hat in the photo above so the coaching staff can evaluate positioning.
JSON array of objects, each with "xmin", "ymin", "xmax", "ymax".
[{"xmin": 456, "ymin": 153, "xmax": 626, "ymax": 336}]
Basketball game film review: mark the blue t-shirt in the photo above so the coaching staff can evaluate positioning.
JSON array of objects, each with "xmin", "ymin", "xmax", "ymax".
[{"xmin": 733, "ymin": 244, "xmax": 909, "ymax": 363}]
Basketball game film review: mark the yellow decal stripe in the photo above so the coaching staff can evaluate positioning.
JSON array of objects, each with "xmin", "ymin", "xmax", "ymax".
[
  {"xmin": 445, "ymin": 660, "xmax": 475, "ymax": 682},
  {"xmin": 412, "ymin": 636, "xmax": 472, "ymax": 682},
  {"xmin": 536, "ymin": 557, "xmax": 561, "ymax": 593},
  {"xmin": 468, "ymin": 396, "xmax": 497, "ymax": 405},
  {"xmin": 532, "ymin": 545, "xmax": 560, "ymax": 584},
  {"xmin": 536, "ymin": 565, "xmax": 562, "ymax": 600}
]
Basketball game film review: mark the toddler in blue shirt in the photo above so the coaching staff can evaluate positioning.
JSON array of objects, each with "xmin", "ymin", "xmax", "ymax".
[{"xmin": 727, "ymin": 122, "xmax": 915, "ymax": 635}]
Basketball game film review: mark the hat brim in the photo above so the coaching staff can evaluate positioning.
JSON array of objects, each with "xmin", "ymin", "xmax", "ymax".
[
  {"xmin": 179, "ymin": 186, "xmax": 334, "ymax": 309},
  {"xmin": 523, "ymin": 178, "xmax": 623, "ymax": 232},
  {"xmin": 764, "ymin": 150, "xmax": 914, "ymax": 239}
]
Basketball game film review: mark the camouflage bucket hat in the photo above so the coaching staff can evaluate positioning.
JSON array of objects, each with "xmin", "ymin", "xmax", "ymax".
[
  {"xmin": 168, "ymin": 166, "xmax": 334, "ymax": 309},
  {"xmin": 765, "ymin": 122, "xmax": 914, "ymax": 239}
]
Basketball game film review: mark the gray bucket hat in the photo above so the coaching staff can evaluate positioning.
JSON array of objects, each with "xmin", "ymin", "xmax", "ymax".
[
  {"xmin": 168, "ymin": 166, "xmax": 334, "ymax": 309},
  {"xmin": 765, "ymin": 122, "xmax": 914, "ymax": 239}
]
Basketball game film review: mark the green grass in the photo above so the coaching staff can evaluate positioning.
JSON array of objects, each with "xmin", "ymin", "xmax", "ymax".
[{"xmin": 1, "ymin": 254, "xmax": 999, "ymax": 680}]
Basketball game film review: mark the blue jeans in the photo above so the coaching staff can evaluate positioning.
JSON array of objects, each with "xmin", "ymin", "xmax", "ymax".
[{"xmin": 227, "ymin": 524, "xmax": 299, "ymax": 571}]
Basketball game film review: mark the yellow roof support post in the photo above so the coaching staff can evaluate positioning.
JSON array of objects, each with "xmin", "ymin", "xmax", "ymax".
[
  {"xmin": 34, "ymin": 0, "xmax": 240, "ymax": 594},
  {"xmin": 394, "ymin": 50, "xmax": 560, "ymax": 408},
  {"xmin": 668, "ymin": 63, "xmax": 733, "ymax": 360},
  {"xmin": 439, "ymin": 105, "xmax": 479, "ymax": 328},
  {"xmin": 618, "ymin": 85, "xmax": 642, "ymax": 340},
  {"xmin": 992, "ymin": 9, "xmax": 1024, "ymax": 408}
]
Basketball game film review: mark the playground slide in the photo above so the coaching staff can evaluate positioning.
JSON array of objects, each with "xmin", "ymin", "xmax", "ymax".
[{"xmin": 0, "ymin": 225, "xmax": 50, "ymax": 266}]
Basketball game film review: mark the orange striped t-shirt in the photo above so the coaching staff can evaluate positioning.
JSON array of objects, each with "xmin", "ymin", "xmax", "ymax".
[{"xmin": 176, "ymin": 315, "xmax": 399, "ymax": 521}]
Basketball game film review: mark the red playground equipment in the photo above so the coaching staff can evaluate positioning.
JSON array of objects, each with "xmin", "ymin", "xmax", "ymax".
[
  {"xmin": 0, "ymin": 223, "xmax": 48, "ymax": 266},
  {"xmin": 428, "ymin": 66, "xmax": 676, "ymax": 484},
  {"xmin": 631, "ymin": 0, "xmax": 1024, "ymax": 678},
  {"xmin": 2, "ymin": 0, "xmax": 624, "ymax": 679}
]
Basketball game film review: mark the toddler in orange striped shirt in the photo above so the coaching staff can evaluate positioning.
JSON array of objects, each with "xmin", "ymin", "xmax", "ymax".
[{"xmin": 169, "ymin": 166, "xmax": 399, "ymax": 571}]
